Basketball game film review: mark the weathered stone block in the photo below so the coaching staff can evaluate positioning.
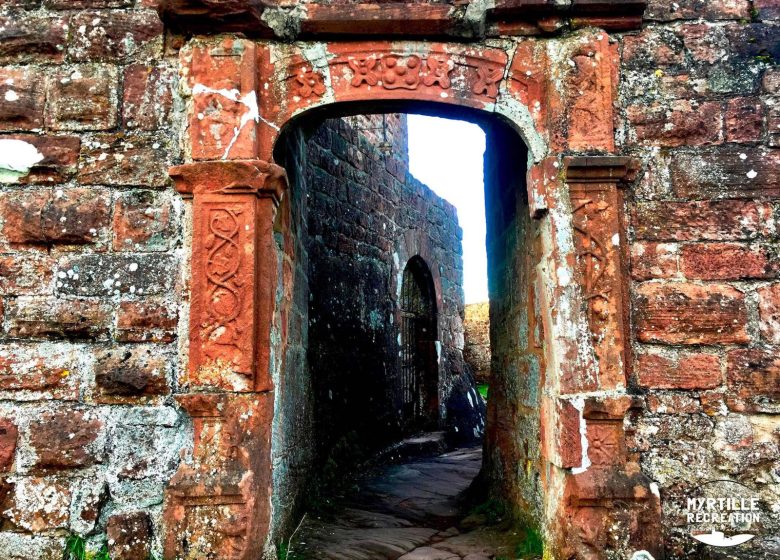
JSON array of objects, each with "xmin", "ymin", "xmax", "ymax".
[
  {"xmin": 46, "ymin": 65, "xmax": 119, "ymax": 130},
  {"xmin": 758, "ymin": 283, "xmax": 780, "ymax": 344},
  {"xmin": 94, "ymin": 345, "xmax": 171, "ymax": 400},
  {"xmin": 4, "ymin": 297, "xmax": 112, "ymax": 340},
  {"xmin": 622, "ymin": 27, "xmax": 685, "ymax": 69},
  {"xmin": 0, "ymin": 253, "xmax": 55, "ymax": 295},
  {"xmin": 5, "ymin": 477, "xmax": 70, "ymax": 531},
  {"xmin": 630, "ymin": 242, "xmax": 679, "ymax": 280},
  {"xmin": 669, "ymin": 147, "xmax": 780, "ymax": 199},
  {"xmin": 645, "ymin": 0, "xmax": 751, "ymax": 20},
  {"xmin": 122, "ymin": 64, "xmax": 176, "ymax": 130},
  {"xmin": 106, "ymin": 511, "xmax": 151, "ymax": 560},
  {"xmin": 725, "ymin": 97, "xmax": 764, "ymax": 143},
  {"xmin": 635, "ymin": 282, "xmax": 749, "ymax": 344},
  {"xmin": 764, "ymin": 68, "xmax": 780, "ymax": 93},
  {"xmin": 78, "ymin": 134, "xmax": 169, "ymax": 186},
  {"xmin": 680, "ymin": 243, "xmax": 775, "ymax": 280},
  {"xmin": 725, "ymin": 22, "xmax": 780, "ymax": 60},
  {"xmin": 636, "ymin": 351, "xmax": 722, "ymax": 389},
  {"xmin": 0, "ymin": 68, "xmax": 45, "ymax": 130},
  {"xmin": 69, "ymin": 10, "xmax": 163, "ymax": 62},
  {"xmin": 112, "ymin": 190, "xmax": 175, "ymax": 251},
  {"xmin": 727, "ymin": 348, "xmax": 780, "ymax": 402},
  {"xmin": 0, "ymin": 344, "xmax": 80, "ymax": 400},
  {"xmin": 627, "ymin": 100, "xmax": 722, "ymax": 146},
  {"xmin": 45, "ymin": 0, "xmax": 132, "ymax": 7},
  {"xmin": 0, "ymin": 188, "xmax": 110, "ymax": 247},
  {"xmin": 0, "ymin": 14, "xmax": 67, "ymax": 64},
  {"xmin": 633, "ymin": 200, "xmax": 775, "ymax": 241},
  {"xmin": 753, "ymin": 0, "xmax": 780, "ymax": 19},
  {"xmin": 29, "ymin": 409, "xmax": 103, "ymax": 469},
  {"xmin": 0, "ymin": 418, "xmax": 18, "ymax": 472},
  {"xmin": 0, "ymin": 534, "xmax": 64, "ymax": 560},
  {"xmin": 55, "ymin": 254, "xmax": 177, "ymax": 296},
  {"xmin": 116, "ymin": 300, "xmax": 178, "ymax": 343}
]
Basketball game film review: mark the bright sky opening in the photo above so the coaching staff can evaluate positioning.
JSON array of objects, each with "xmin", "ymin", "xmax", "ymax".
[{"xmin": 407, "ymin": 114, "xmax": 488, "ymax": 304}]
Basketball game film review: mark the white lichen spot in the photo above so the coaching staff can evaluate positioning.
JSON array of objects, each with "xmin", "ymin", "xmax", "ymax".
[
  {"xmin": 128, "ymin": 263, "xmax": 138, "ymax": 272},
  {"xmin": 747, "ymin": 169, "xmax": 758, "ymax": 179},
  {"xmin": 739, "ymin": 153, "xmax": 747, "ymax": 160},
  {"xmin": 4, "ymin": 90, "xmax": 18, "ymax": 102}
]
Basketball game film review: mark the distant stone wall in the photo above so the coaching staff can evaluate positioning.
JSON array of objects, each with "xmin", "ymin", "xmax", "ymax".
[
  {"xmin": 463, "ymin": 302, "xmax": 491, "ymax": 383},
  {"xmin": 304, "ymin": 113, "xmax": 465, "ymax": 458}
]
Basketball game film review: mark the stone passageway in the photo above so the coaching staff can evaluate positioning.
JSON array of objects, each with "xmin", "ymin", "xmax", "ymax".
[{"xmin": 288, "ymin": 444, "xmax": 530, "ymax": 560}]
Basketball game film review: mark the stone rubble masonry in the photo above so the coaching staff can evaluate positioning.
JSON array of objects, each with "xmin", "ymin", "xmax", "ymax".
[
  {"xmin": 0, "ymin": 0, "xmax": 777, "ymax": 559},
  {"xmin": 463, "ymin": 302, "xmax": 491, "ymax": 383},
  {"xmin": 0, "ymin": 0, "xmax": 180, "ymax": 556}
]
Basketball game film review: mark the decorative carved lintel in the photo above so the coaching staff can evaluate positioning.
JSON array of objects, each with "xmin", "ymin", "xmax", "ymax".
[{"xmin": 170, "ymin": 160, "xmax": 288, "ymax": 203}]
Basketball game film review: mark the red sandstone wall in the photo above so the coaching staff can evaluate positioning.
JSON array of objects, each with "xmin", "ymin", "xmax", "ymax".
[
  {"xmin": 623, "ymin": 4, "xmax": 779, "ymax": 556},
  {"xmin": 0, "ymin": 1, "xmax": 181, "ymax": 557},
  {"xmin": 0, "ymin": 0, "xmax": 778, "ymax": 558}
]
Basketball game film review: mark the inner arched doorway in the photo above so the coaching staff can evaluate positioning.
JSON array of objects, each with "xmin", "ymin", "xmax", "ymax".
[{"xmin": 399, "ymin": 255, "xmax": 439, "ymax": 432}]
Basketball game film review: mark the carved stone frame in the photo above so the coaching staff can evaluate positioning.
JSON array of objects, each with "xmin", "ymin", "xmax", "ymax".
[{"xmin": 163, "ymin": 28, "xmax": 662, "ymax": 560}]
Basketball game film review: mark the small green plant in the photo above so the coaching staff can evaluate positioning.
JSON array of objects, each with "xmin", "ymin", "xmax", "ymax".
[
  {"xmin": 92, "ymin": 545, "xmax": 110, "ymax": 560},
  {"xmin": 477, "ymin": 383, "xmax": 489, "ymax": 400},
  {"xmin": 64, "ymin": 534, "xmax": 87, "ymax": 560},
  {"xmin": 63, "ymin": 536, "xmax": 111, "ymax": 560}
]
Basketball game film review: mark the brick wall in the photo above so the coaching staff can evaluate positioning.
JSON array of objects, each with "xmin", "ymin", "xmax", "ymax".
[
  {"xmin": 622, "ymin": 3, "xmax": 780, "ymax": 556},
  {"xmin": 0, "ymin": 0, "xmax": 182, "ymax": 557},
  {"xmin": 1, "ymin": 0, "xmax": 779, "ymax": 557}
]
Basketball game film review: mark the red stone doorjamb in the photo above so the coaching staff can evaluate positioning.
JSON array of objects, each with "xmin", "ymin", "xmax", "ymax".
[{"xmin": 161, "ymin": 32, "xmax": 663, "ymax": 559}]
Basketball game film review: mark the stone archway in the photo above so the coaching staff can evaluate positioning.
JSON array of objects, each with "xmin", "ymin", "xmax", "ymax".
[{"xmin": 164, "ymin": 30, "xmax": 662, "ymax": 560}]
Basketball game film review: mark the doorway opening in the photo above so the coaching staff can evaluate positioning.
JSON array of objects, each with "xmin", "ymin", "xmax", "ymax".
[
  {"xmin": 270, "ymin": 104, "xmax": 540, "ymax": 559},
  {"xmin": 399, "ymin": 255, "xmax": 439, "ymax": 433}
]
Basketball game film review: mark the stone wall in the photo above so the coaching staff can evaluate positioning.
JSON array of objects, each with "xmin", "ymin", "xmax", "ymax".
[
  {"xmin": 0, "ymin": 0, "xmax": 778, "ymax": 558},
  {"xmin": 267, "ymin": 113, "xmax": 466, "ymax": 542},
  {"xmin": 463, "ymin": 302, "xmax": 491, "ymax": 383},
  {"xmin": 623, "ymin": 4, "xmax": 780, "ymax": 556},
  {"xmin": 0, "ymin": 1, "xmax": 183, "ymax": 557},
  {"xmin": 302, "ymin": 113, "xmax": 465, "ymax": 464}
]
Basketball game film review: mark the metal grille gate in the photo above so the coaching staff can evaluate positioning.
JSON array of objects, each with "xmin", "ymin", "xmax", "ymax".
[{"xmin": 399, "ymin": 257, "xmax": 437, "ymax": 429}]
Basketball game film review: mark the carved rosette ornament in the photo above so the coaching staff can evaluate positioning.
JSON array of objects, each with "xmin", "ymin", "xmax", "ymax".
[
  {"xmin": 346, "ymin": 54, "xmax": 454, "ymax": 91},
  {"xmin": 295, "ymin": 68, "xmax": 326, "ymax": 98}
]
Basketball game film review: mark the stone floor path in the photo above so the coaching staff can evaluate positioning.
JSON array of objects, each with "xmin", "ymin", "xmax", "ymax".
[{"xmin": 289, "ymin": 446, "xmax": 527, "ymax": 560}]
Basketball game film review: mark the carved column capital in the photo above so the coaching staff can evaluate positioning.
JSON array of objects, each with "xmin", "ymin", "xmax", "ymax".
[
  {"xmin": 563, "ymin": 156, "xmax": 641, "ymax": 185},
  {"xmin": 170, "ymin": 159, "xmax": 288, "ymax": 204}
]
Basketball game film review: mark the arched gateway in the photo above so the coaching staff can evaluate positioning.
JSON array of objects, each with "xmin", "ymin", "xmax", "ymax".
[{"xmin": 163, "ymin": 5, "xmax": 663, "ymax": 557}]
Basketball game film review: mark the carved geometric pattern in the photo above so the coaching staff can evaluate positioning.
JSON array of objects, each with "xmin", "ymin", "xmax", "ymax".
[
  {"xmin": 571, "ymin": 198, "xmax": 611, "ymax": 329},
  {"xmin": 472, "ymin": 63, "xmax": 504, "ymax": 98},
  {"xmin": 204, "ymin": 208, "xmax": 245, "ymax": 358}
]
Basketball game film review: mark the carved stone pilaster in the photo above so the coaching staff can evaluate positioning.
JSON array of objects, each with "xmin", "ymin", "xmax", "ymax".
[
  {"xmin": 163, "ymin": 393, "xmax": 273, "ymax": 560},
  {"xmin": 564, "ymin": 156, "xmax": 638, "ymax": 391},
  {"xmin": 171, "ymin": 160, "xmax": 288, "ymax": 392}
]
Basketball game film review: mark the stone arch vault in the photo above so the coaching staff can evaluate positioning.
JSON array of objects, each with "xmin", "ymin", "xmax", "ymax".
[{"xmin": 163, "ymin": 9, "xmax": 664, "ymax": 558}]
